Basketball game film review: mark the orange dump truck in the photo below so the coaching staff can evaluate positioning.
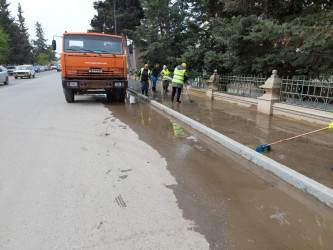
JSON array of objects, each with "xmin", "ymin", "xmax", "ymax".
[{"xmin": 52, "ymin": 32, "xmax": 127, "ymax": 103}]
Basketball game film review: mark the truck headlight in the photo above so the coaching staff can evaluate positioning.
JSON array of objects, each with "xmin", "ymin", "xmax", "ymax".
[
  {"xmin": 67, "ymin": 82, "xmax": 78, "ymax": 87},
  {"xmin": 114, "ymin": 82, "xmax": 122, "ymax": 87}
]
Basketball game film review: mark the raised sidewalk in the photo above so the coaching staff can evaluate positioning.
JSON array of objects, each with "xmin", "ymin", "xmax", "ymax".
[{"xmin": 127, "ymin": 79, "xmax": 333, "ymax": 208}]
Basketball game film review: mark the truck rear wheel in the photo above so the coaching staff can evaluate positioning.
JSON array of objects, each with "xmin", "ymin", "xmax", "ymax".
[
  {"xmin": 63, "ymin": 88, "xmax": 74, "ymax": 103},
  {"xmin": 4, "ymin": 77, "xmax": 8, "ymax": 85}
]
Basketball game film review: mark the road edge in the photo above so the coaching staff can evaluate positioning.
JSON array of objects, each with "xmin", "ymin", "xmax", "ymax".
[{"xmin": 127, "ymin": 88, "xmax": 333, "ymax": 209}]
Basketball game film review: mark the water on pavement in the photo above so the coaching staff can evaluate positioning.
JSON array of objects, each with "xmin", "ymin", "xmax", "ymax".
[
  {"xmin": 142, "ymin": 82, "xmax": 333, "ymax": 190},
  {"xmin": 102, "ymin": 93, "xmax": 333, "ymax": 249}
]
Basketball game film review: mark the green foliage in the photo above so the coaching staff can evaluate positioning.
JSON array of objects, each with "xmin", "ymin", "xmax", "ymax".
[
  {"xmin": 132, "ymin": 0, "xmax": 187, "ymax": 68},
  {"xmin": 0, "ymin": 1, "xmax": 33, "ymax": 64},
  {"xmin": 45, "ymin": 46, "xmax": 57, "ymax": 62},
  {"xmin": 90, "ymin": 0, "xmax": 332, "ymax": 77},
  {"xmin": 282, "ymin": 10, "xmax": 333, "ymax": 77},
  {"xmin": 33, "ymin": 22, "xmax": 47, "ymax": 54},
  {"xmin": 180, "ymin": 0, "xmax": 333, "ymax": 77},
  {"xmin": 0, "ymin": 27, "xmax": 9, "ymax": 63},
  {"xmin": 31, "ymin": 22, "xmax": 56, "ymax": 64},
  {"xmin": 36, "ymin": 53, "xmax": 49, "ymax": 65},
  {"xmin": 90, "ymin": 0, "xmax": 143, "ymax": 37},
  {"xmin": 15, "ymin": 3, "xmax": 32, "ymax": 64}
]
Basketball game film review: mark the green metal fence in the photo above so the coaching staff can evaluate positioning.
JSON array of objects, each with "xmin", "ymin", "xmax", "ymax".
[
  {"xmin": 218, "ymin": 75, "xmax": 266, "ymax": 99},
  {"xmin": 280, "ymin": 77, "xmax": 333, "ymax": 112}
]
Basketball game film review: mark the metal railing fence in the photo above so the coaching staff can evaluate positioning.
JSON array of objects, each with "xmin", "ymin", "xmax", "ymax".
[
  {"xmin": 186, "ymin": 72, "xmax": 211, "ymax": 89},
  {"xmin": 280, "ymin": 77, "xmax": 333, "ymax": 112},
  {"xmin": 218, "ymin": 75, "xmax": 266, "ymax": 99}
]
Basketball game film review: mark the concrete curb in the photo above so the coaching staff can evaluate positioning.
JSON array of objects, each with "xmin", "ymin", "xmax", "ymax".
[
  {"xmin": 126, "ymin": 88, "xmax": 333, "ymax": 209},
  {"xmin": 150, "ymin": 101, "xmax": 333, "ymax": 209}
]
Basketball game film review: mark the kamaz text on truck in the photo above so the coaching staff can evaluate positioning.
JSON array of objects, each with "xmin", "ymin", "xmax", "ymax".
[{"xmin": 52, "ymin": 32, "xmax": 128, "ymax": 103}]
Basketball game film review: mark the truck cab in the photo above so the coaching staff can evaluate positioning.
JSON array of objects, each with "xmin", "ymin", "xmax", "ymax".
[{"xmin": 54, "ymin": 32, "xmax": 128, "ymax": 103}]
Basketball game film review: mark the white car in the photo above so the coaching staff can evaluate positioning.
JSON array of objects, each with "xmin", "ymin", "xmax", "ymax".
[
  {"xmin": 14, "ymin": 65, "xmax": 35, "ymax": 79},
  {"xmin": 0, "ymin": 66, "xmax": 9, "ymax": 85},
  {"xmin": 6, "ymin": 66, "xmax": 17, "ymax": 75}
]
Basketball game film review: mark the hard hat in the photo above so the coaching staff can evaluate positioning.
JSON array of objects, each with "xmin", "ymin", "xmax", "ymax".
[
  {"xmin": 182, "ymin": 63, "xmax": 187, "ymax": 67},
  {"xmin": 163, "ymin": 65, "xmax": 167, "ymax": 68}
]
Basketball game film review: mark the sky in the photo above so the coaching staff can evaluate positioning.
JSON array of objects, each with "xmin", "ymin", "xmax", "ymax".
[{"xmin": 8, "ymin": 0, "xmax": 97, "ymax": 55}]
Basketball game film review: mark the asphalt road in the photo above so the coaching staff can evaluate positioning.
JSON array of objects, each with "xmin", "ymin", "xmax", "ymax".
[{"xmin": 0, "ymin": 71, "xmax": 332, "ymax": 249}]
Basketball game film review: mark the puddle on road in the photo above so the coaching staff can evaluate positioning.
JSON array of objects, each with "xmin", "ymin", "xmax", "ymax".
[
  {"xmin": 98, "ymin": 93, "xmax": 333, "ymax": 249},
  {"xmin": 154, "ymin": 93, "xmax": 333, "ymax": 190}
]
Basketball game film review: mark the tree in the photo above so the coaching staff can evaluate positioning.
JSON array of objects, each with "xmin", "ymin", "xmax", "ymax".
[
  {"xmin": 132, "ymin": 0, "xmax": 187, "ymax": 68},
  {"xmin": 17, "ymin": 3, "xmax": 27, "ymax": 33},
  {"xmin": 88, "ymin": 0, "xmax": 333, "ymax": 77},
  {"xmin": 282, "ymin": 9, "xmax": 333, "ymax": 77},
  {"xmin": 36, "ymin": 52, "xmax": 49, "ymax": 65},
  {"xmin": 33, "ymin": 22, "xmax": 47, "ymax": 54},
  {"xmin": 179, "ymin": 0, "xmax": 333, "ymax": 77},
  {"xmin": 45, "ymin": 45, "xmax": 57, "ymax": 62},
  {"xmin": 16, "ymin": 3, "xmax": 32, "ymax": 64},
  {"xmin": 0, "ymin": 27, "xmax": 10, "ymax": 64},
  {"xmin": 0, "ymin": 0, "xmax": 24, "ymax": 64},
  {"xmin": 90, "ymin": 0, "xmax": 143, "ymax": 38}
]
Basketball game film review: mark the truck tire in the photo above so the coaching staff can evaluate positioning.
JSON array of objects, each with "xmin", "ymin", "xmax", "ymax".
[
  {"xmin": 33, "ymin": 74, "xmax": 35, "ymax": 78},
  {"xmin": 4, "ymin": 77, "xmax": 8, "ymax": 85},
  {"xmin": 117, "ymin": 89, "xmax": 126, "ymax": 102},
  {"xmin": 106, "ymin": 93, "xmax": 113, "ymax": 102},
  {"xmin": 15, "ymin": 76, "xmax": 18, "ymax": 79},
  {"xmin": 29, "ymin": 74, "xmax": 31, "ymax": 79},
  {"xmin": 63, "ymin": 88, "xmax": 74, "ymax": 103}
]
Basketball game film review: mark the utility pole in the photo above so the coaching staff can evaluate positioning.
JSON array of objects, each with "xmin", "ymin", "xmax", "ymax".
[{"xmin": 113, "ymin": 0, "xmax": 117, "ymax": 35}]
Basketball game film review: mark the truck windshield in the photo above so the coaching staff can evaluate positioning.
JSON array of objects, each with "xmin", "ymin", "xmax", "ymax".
[{"xmin": 64, "ymin": 35, "xmax": 123, "ymax": 55}]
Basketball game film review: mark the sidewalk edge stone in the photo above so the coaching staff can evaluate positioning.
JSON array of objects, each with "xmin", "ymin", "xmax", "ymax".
[{"xmin": 150, "ymin": 100, "xmax": 333, "ymax": 209}]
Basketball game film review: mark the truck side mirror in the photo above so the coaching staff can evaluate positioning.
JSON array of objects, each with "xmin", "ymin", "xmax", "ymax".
[
  {"xmin": 128, "ymin": 44, "xmax": 133, "ymax": 54},
  {"xmin": 52, "ymin": 40, "xmax": 56, "ymax": 51}
]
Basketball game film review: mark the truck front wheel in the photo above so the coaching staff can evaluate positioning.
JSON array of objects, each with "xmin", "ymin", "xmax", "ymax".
[
  {"xmin": 63, "ymin": 88, "xmax": 74, "ymax": 103},
  {"xmin": 117, "ymin": 89, "xmax": 126, "ymax": 102}
]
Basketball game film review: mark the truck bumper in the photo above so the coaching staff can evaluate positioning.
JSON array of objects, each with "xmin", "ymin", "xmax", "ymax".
[{"xmin": 62, "ymin": 78, "xmax": 128, "ymax": 90}]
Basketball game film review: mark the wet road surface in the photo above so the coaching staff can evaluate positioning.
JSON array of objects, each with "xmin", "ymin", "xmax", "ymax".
[
  {"xmin": 0, "ymin": 72, "xmax": 207, "ymax": 249},
  {"xmin": 131, "ymin": 79, "xmax": 333, "ymax": 190},
  {"xmin": 0, "ymin": 72, "xmax": 333, "ymax": 249},
  {"xmin": 108, "ymin": 93, "xmax": 333, "ymax": 249}
]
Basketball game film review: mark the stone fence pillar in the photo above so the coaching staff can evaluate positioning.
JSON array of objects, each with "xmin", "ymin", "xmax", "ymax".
[
  {"xmin": 206, "ymin": 70, "xmax": 219, "ymax": 100},
  {"xmin": 257, "ymin": 70, "xmax": 282, "ymax": 115}
]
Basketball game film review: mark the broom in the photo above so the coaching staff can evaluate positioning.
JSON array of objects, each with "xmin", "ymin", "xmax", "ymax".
[
  {"xmin": 184, "ymin": 83, "xmax": 194, "ymax": 103},
  {"xmin": 256, "ymin": 127, "xmax": 329, "ymax": 153}
]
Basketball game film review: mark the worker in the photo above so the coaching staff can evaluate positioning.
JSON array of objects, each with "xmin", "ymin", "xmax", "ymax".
[
  {"xmin": 171, "ymin": 63, "xmax": 188, "ymax": 104},
  {"xmin": 161, "ymin": 65, "xmax": 171, "ymax": 94},
  {"xmin": 330, "ymin": 121, "xmax": 333, "ymax": 129},
  {"xmin": 138, "ymin": 64, "xmax": 151, "ymax": 96},
  {"xmin": 151, "ymin": 63, "xmax": 160, "ymax": 98}
]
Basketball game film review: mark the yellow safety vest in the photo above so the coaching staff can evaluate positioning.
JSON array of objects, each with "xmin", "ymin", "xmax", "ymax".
[
  {"xmin": 172, "ymin": 67, "xmax": 186, "ymax": 87},
  {"xmin": 140, "ymin": 68, "xmax": 150, "ymax": 81},
  {"xmin": 161, "ymin": 69, "xmax": 170, "ymax": 80}
]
